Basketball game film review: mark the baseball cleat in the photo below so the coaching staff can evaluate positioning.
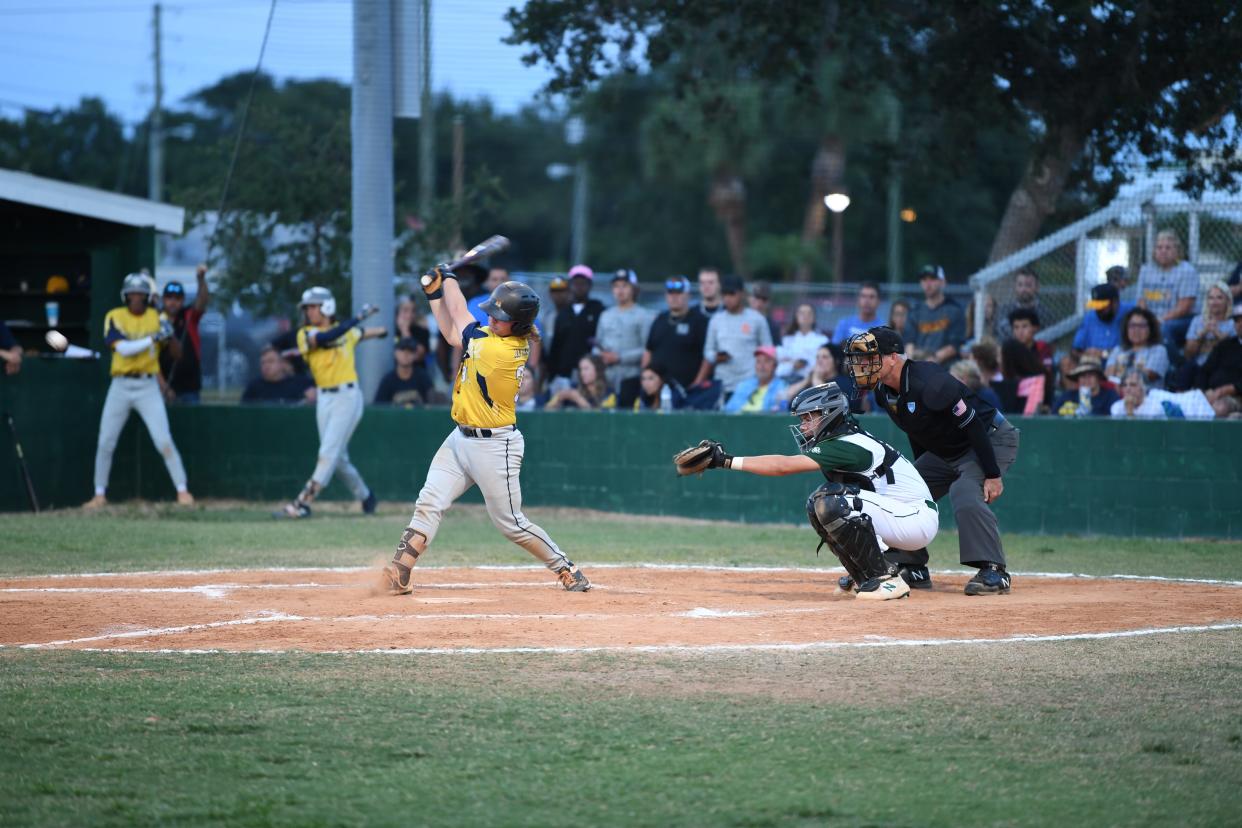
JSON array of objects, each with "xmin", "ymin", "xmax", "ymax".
[
  {"xmin": 361, "ymin": 491, "xmax": 378, "ymax": 515},
  {"xmin": 176, "ymin": 491, "xmax": 195, "ymax": 507},
  {"xmin": 856, "ymin": 574, "xmax": 911, "ymax": 601},
  {"xmin": 964, "ymin": 564, "xmax": 1011, "ymax": 595},
  {"xmin": 898, "ymin": 564, "xmax": 932, "ymax": 590},
  {"xmin": 556, "ymin": 564, "xmax": 592, "ymax": 592},
  {"xmin": 83, "ymin": 495, "xmax": 107, "ymax": 509},
  {"xmin": 382, "ymin": 563, "xmax": 414, "ymax": 595},
  {"xmin": 273, "ymin": 501, "xmax": 311, "ymax": 519}
]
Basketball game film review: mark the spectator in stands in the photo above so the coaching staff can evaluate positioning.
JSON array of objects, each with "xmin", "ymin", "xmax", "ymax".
[
  {"xmin": 644, "ymin": 276, "xmax": 709, "ymax": 393},
  {"xmin": 158, "ymin": 265, "xmax": 210, "ymax": 403},
  {"xmin": 776, "ymin": 302, "xmax": 828, "ymax": 379},
  {"xmin": 724, "ymin": 346, "xmax": 788, "ymax": 413},
  {"xmin": 540, "ymin": 277, "xmax": 571, "ymax": 360},
  {"xmin": 242, "ymin": 345, "xmax": 315, "ymax": 405},
  {"xmin": 747, "ymin": 280, "xmax": 782, "ymax": 345},
  {"xmin": 634, "ymin": 364, "xmax": 686, "ymax": 412},
  {"xmin": 1105, "ymin": 307, "xmax": 1169, "ymax": 388},
  {"xmin": 595, "ymin": 269, "xmax": 655, "ymax": 409},
  {"xmin": 516, "ymin": 368, "xmax": 541, "ymax": 412},
  {"xmin": 547, "ymin": 265, "xmax": 604, "ymax": 393},
  {"xmin": 950, "ymin": 358, "xmax": 1004, "ymax": 414},
  {"xmin": 1197, "ymin": 302, "xmax": 1242, "ymax": 413},
  {"xmin": 832, "ymin": 281, "xmax": 882, "ymax": 343},
  {"xmin": 0, "ymin": 319, "xmax": 22, "ymax": 375},
  {"xmin": 394, "ymin": 296, "xmax": 432, "ymax": 365},
  {"xmin": 909, "ymin": 264, "xmax": 966, "ymax": 364},
  {"xmin": 1137, "ymin": 229, "xmax": 1199, "ymax": 351},
  {"xmin": 1072, "ymin": 282, "xmax": 1132, "ymax": 360},
  {"xmin": 995, "ymin": 269, "xmax": 1044, "ymax": 341},
  {"xmin": 1001, "ymin": 308, "xmax": 1053, "ymax": 412},
  {"xmin": 1228, "ymin": 260, "xmax": 1242, "ymax": 302},
  {"xmin": 783, "ymin": 343, "xmax": 867, "ymax": 413},
  {"xmin": 1107, "ymin": 264, "xmax": 1131, "ymax": 296},
  {"xmin": 545, "ymin": 354, "xmax": 616, "ymax": 410},
  {"xmin": 970, "ymin": 337, "xmax": 1017, "ymax": 413},
  {"xmin": 887, "ymin": 298, "xmax": 916, "ymax": 350},
  {"xmin": 467, "ymin": 267, "xmax": 509, "ymax": 324},
  {"xmin": 375, "ymin": 337, "xmax": 433, "ymax": 407},
  {"xmin": 1112, "ymin": 369, "xmax": 1214, "ymax": 419},
  {"xmin": 1052, "ymin": 356, "xmax": 1118, "ymax": 417},
  {"xmin": 1184, "ymin": 282, "xmax": 1234, "ymax": 367},
  {"xmin": 693, "ymin": 274, "xmax": 773, "ymax": 403},
  {"xmin": 696, "ymin": 266, "xmax": 724, "ymax": 317}
]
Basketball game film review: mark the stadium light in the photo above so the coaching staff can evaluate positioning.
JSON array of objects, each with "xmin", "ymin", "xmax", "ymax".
[{"xmin": 824, "ymin": 192, "xmax": 851, "ymax": 213}]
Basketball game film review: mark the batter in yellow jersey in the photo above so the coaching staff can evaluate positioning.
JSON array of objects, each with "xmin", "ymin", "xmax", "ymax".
[
  {"xmin": 103, "ymin": 305, "xmax": 163, "ymax": 376},
  {"xmin": 297, "ymin": 324, "xmax": 362, "ymax": 388},
  {"xmin": 452, "ymin": 324, "xmax": 530, "ymax": 428},
  {"xmin": 383, "ymin": 273, "xmax": 591, "ymax": 595}
]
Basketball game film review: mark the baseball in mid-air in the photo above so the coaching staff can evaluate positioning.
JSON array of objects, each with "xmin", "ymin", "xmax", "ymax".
[{"xmin": 45, "ymin": 330, "xmax": 68, "ymax": 351}]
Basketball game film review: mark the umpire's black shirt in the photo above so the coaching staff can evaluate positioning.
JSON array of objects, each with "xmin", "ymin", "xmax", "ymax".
[{"xmin": 874, "ymin": 359, "xmax": 1003, "ymax": 479}]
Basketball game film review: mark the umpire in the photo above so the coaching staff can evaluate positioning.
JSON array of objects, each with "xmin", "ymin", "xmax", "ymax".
[{"xmin": 844, "ymin": 326, "xmax": 1019, "ymax": 595}]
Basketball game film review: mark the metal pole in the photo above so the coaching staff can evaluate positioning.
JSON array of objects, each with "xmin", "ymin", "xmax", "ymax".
[
  {"xmin": 352, "ymin": 0, "xmax": 396, "ymax": 403},
  {"xmin": 570, "ymin": 161, "xmax": 588, "ymax": 264},
  {"xmin": 451, "ymin": 115, "xmax": 464, "ymax": 248},
  {"xmin": 832, "ymin": 210, "xmax": 844, "ymax": 284},
  {"xmin": 885, "ymin": 93, "xmax": 901, "ymax": 288},
  {"xmin": 148, "ymin": 2, "xmax": 163, "ymax": 203},
  {"xmin": 417, "ymin": 0, "xmax": 434, "ymax": 218}
]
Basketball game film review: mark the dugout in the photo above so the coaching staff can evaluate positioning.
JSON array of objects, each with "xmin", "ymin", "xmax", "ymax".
[{"xmin": 0, "ymin": 169, "xmax": 184, "ymax": 512}]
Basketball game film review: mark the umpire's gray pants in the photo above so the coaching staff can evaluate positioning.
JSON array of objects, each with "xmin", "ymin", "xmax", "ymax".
[
  {"xmin": 407, "ymin": 427, "xmax": 571, "ymax": 571},
  {"xmin": 93, "ymin": 376, "xmax": 188, "ymax": 493},
  {"xmin": 310, "ymin": 385, "xmax": 369, "ymax": 499},
  {"xmin": 888, "ymin": 422, "xmax": 1020, "ymax": 569}
]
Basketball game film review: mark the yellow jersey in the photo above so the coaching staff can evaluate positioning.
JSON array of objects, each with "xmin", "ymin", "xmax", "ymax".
[
  {"xmin": 104, "ymin": 306, "xmax": 162, "ymax": 376},
  {"xmin": 297, "ymin": 324, "xmax": 361, "ymax": 388},
  {"xmin": 452, "ymin": 323, "xmax": 530, "ymax": 428}
]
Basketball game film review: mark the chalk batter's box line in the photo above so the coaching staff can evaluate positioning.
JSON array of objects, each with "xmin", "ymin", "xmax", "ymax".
[
  {"xmin": 4, "ymin": 564, "xmax": 1241, "ymax": 587},
  {"xmin": 7, "ymin": 622, "xmax": 1242, "ymax": 656}
]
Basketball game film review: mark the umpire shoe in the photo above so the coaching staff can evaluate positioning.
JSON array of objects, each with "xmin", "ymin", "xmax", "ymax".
[
  {"xmin": 556, "ymin": 564, "xmax": 592, "ymax": 592},
  {"xmin": 964, "ymin": 563, "xmax": 1011, "ymax": 596},
  {"xmin": 898, "ymin": 565, "xmax": 932, "ymax": 590},
  {"xmin": 856, "ymin": 574, "xmax": 910, "ymax": 601}
]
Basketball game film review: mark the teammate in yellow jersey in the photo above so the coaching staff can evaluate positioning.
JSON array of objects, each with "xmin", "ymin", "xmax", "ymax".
[
  {"xmin": 382, "ymin": 267, "xmax": 592, "ymax": 594},
  {"xmin": 274, "ymin": 286, "xmax": 387, "ymax": 518},
  {"xmin": 86, "ymin": 272, "xmax": 194, "ymax": 507}
]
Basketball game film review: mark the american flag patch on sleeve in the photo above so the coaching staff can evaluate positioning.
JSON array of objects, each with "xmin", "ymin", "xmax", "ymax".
[{"xmin": 952, "ymin": 399, "xmax": 968, "ymax": 416}]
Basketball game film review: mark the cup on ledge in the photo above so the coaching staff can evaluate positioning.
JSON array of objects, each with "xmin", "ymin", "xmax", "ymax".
[{"xmin": 45, "ymin": 301, "xmax": 59, "ymax": 328}]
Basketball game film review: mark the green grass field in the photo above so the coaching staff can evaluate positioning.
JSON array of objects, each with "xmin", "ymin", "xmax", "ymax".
[{"xmin": 2, "ymin": 504, "xmax": 1240, "ymax": 827}]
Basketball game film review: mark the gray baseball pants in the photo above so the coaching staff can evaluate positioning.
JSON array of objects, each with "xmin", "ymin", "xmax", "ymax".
[
  {"xmin": 93, "ymin": 376, "xmax": 188, "ymax": 494},
  {"xmin": 887, "ymin": 422, "xmax": 1020, "ymax": 569},
  {"xmin": 311, "ymin": 385, "xmax": 369, "ymax": 498},
  {"xmin": 407, "ymin": 426, "xmax": 571, "ymax": 570}
]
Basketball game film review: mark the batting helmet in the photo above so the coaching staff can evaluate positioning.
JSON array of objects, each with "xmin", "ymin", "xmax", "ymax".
[
  {"xmin": 480, "ymin": 281, "xmax": 539, "ymax": 334},
  {"xmin": 299, "ymin": 286, "xmax": 336, "ymax": 318},
  {"xmin": 120, "ymin": 272, "xmax": 155, "ymax": 304},
  {"xmin": 788, "ymin": 382, "xmax": 853, "ymax": 451}
]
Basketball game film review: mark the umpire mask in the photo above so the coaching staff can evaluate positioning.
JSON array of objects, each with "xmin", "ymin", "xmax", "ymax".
[{"xmin": 844, "ymin": 327, "xmax": 902, "ymax": 392}]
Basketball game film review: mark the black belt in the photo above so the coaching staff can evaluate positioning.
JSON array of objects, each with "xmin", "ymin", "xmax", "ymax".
[
  {"xmin": 988, "ymin": 412, "xmax": 1009, "ymax": 433},
  {"xmin": 321, "ymin": 382, "xmax": 357, "ymax": 393},
  {"xmin": 458, "ymin": 426, "xmax": 494, "ymax": 438},
  {"xmin": 119, "ymin": 372, "xmax": 155, "ymax": 379}
]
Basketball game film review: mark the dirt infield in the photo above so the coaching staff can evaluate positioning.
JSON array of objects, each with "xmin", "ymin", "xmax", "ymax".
[{"xmin": 2, "ymin": 566, "xmax": 1240, "ymax": 653}]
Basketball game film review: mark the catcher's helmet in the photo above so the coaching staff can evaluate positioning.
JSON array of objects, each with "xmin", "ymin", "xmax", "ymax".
[
  {"xmin": 843, "ymin": 326, "xmax": 903, "ymax": 392},
  {"xmin": 120, "ymin": 272, "xmax": 155, "ymax": 303},
  {"xmin": 299, "ymin": 286, "xmax": 336, "ymax": 318},
  {"xmin": 788, "ymin": 381, "xmax": 853, "ymax": 451},
  {"xmin": 480, "ymin": 281, "xmax": 540, "ymax": 333}
]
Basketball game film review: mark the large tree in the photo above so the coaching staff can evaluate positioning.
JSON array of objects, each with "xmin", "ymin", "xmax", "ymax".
[{"xmin": 508, "ymin": 0, "xmax": 1242, "ymax": 267}]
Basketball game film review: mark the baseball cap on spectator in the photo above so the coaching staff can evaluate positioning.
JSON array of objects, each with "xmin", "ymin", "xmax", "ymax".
[
  {"xmin": 568, "ymin": 264, "xmax": 594, "ymax": 281},
  {"xmin": 721, "ymin": 274, "xmax": 745, "ymax": 294},
  {"xmin": 395, "ymin": 337, "xmax": 420, "ymax": 352},
  {"xmin": 664, "ymin": 276, "xmax": 691, "ymax": 293},
  {"xmin": 750, "ymin": 280, "xmax": 772, "ymax": 300},
  {"xmin": 1068, "ymin": 356, "xmax": 1106, "ymax": 378},
  {"xmin": 754, "ymin": 345, "xmax": 778, "ymax": 360},
  {"xmin": 917, "ymin": 264, "xmax": 945, "ymax": 281},
  {"xmin": 549, "ymin": 277, "xmax": 569, "ymax": 291},
  {"xmin": 163, "ymin": 281, "xmax": 186, "ymax": 297},
  {"xmin": 867, "ymin": 325, "xmax": 905, "ymax": 355},
  {"xmin": 1086, "ymin": 282, "xmax": 1119, "ymax": 311},
  {"xmin": 1106, "ymin": 265, "xmax": 1129, "ymax": 286},
  {"xmin": 612, "ymin": 268, "xmax": 638, "ymax": 285}
]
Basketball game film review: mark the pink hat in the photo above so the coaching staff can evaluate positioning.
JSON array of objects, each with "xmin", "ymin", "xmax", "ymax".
[
  {"xmin": 568, "ymin": 264, "xmax": 594, "ymax": 281},
  {"xmin": 754, "ymin": 345, "xmax": 778, "ymax": 360}
]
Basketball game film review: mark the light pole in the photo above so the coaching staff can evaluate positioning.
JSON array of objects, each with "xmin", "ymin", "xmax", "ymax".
[
  {"xmin": 565, "ymin": 116, "xmax": 588, "ymax": 265},
  {"xmin": 824, "ymin": 191, "xmax": 851, "ymax": 284}
]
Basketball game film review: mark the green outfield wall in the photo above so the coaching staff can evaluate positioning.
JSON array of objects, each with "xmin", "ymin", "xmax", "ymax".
[{"xmin": 3, "ymin": 360, "xmax": 1240, "ymax": 537}]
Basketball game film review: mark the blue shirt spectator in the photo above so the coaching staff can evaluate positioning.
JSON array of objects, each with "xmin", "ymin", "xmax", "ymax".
[
  {"xmin": 724, "ymin": 346, "xmax": 788, "ymax": 413},
  {"xmin": 832, "ymin": 282, "xmax": 883, "ymax": 343},
  {"xmin": 1073, "ymin": 282, "xmax": 1134, "ymax": 357}
]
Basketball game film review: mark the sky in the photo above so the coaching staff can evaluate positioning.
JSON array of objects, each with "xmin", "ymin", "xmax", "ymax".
[{"xmin": 0, "ymin": 0, "xmax": 555, "ymax": 125}]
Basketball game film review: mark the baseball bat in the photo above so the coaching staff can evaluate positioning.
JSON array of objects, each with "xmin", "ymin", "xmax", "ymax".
[
  {"xmin": 5, "ymin": 413, "xmax": 40, "ymax": 513},
  {"xmin": 421, "ymin": 236, "xmax": 510, "ymax": 287}
]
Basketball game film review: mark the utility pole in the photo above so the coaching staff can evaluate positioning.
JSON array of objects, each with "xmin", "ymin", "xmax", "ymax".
[
  {"xmin": 417, "ymin": 0, "xmax": 434, "ymax": 218},
  {"xmin": 885, "ymin": 92, "xmax": 902, "ymax": 288},
  {"xmin": 148, "ymin": 2, "xmax": 163, "ymax": 203},
  {"xmin": 451, "ymin": 115, "xmax": 464, "ymax": 248}
]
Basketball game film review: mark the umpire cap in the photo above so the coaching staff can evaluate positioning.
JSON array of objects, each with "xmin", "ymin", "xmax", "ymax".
[{"xmin": 480, "ymin": 281, "xmax": 540, "ymax": 332}]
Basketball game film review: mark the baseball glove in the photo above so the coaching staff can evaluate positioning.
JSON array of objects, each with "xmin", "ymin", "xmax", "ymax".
[{"xmin": 673, "ymin": 439, "xmax": 731, "ymax": 476}]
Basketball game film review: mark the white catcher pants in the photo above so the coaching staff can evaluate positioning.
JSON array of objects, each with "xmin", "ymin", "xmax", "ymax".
[
  {"xmin": 408, "ymin": 427, "xmax": 570, "ymax": 570},
  {"xmin": 310, "ymin": 385, "xmax": 369, "ymax": 499},
  {"xmin": 853, "ymin": 489, "xmax": 939, "ymax": 553},
  {"xmin": 93, "ymin": 376, "xmax": 188, "ymax": 494}
]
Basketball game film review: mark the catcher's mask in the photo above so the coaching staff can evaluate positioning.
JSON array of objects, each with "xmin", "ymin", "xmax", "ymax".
[
  {"xmin": 300, "ymin": 286, "xmax": 337, "ymax": 318},
  {"xmin": 788, "ymin": 382, "xmax": 853, "ymax": 451},
  {"xmin": 481, "ymin": 281, "xmax": 540, "ymax": 334},
  {"xmin": 843, "ymin": 326, "xmax": 903, "ymax": 392}
]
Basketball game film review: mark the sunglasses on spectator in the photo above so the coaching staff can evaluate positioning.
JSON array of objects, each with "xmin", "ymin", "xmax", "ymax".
[
  {"xmin": 664, "ymin": 279, "xmax": 689, "ymax": 292},
  {"xmin": 1128, "ymin": 321, "xmax": 1149, "ymax": 327}
]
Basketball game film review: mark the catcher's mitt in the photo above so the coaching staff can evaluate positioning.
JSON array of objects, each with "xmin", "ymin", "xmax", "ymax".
[{"xmin": 673, "ymin": 439, "xmax": 731, "ymax": 476}]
